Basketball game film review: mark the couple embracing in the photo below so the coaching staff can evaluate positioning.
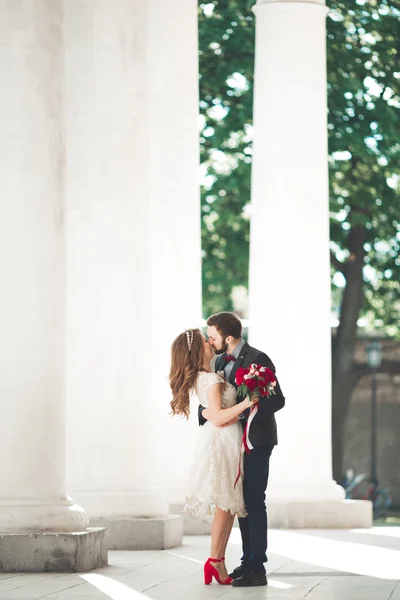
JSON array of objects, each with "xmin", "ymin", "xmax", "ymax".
[{"xmin": 170, "ymin": 312, "xmax": 285, "ymax": 587}]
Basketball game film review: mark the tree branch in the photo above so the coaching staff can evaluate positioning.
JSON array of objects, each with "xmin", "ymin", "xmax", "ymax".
[{"xmin": 330, "ymin": 250, "xmax": 347, "ymax": 276}]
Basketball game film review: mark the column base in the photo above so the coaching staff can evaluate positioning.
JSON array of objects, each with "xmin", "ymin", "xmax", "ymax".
[
  {"xmin": 89, "ymin": 515, "xmax": 183, "ymax": 550},
  {"xmin": 0, "ymin": 527, "xmax": 107, "ymax": 573},
  {"xmin": 0, "ymin": 500, "xmax": 89, "ymax": 532},
  {"xmin": 268, "ymin": 499, "xmax": 373, "ymax": 529}
]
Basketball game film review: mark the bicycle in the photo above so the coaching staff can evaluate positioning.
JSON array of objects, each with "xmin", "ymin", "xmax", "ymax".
[{"xmin": 343, "ymin": 470, "xmax": 392, "ymax": 520}]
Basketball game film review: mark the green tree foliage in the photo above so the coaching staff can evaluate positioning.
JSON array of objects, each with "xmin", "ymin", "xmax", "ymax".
[
  {"xmin": 327, "ymin": 0, "xmax": 400, "ymax": 334},
  {"xmin": 199, "ymin": 1, "xmax": 255, "ymax": 316}
]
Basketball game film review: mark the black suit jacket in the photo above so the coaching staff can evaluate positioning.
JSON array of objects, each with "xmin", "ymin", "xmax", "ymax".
[{"xmin": 198, "ymin": 342, "xmax": 285, "ymax": 447}]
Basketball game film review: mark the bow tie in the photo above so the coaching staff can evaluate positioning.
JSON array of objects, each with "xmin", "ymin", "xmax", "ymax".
[{"xmin": 223, "ymin": 354, "xmax": 236, "ymax": 363}]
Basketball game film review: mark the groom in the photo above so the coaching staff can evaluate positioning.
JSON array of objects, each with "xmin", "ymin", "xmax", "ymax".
[{"xmin": 198, "ymin": 312, "xmax": 285, "ymax": 587}]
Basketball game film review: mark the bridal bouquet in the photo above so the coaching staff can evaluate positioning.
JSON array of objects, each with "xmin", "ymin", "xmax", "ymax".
[
  {"xmin": 234, "ymin": 364, "xmax": 277, "ymax": 486},
  {"xmin": 235, "ymin": 363, "xmax": 276, "ymax": 401}
]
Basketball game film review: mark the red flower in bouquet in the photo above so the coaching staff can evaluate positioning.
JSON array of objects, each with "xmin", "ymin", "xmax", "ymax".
[
  {"xmin": 244, "ymin": 377, "xmax": 258, "ymax": 392},
  {"xmin": 235, "ymin": 363, "xmax": 276, "ymax": 401}
]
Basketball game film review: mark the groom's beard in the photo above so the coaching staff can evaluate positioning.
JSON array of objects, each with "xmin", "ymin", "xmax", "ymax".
[{"xmin": 213, "ymin": 339, "xmax": 228, "ymax": 355}]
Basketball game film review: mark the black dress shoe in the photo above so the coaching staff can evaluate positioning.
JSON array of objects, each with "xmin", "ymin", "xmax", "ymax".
[
  {"xmin": 228, "ymin": 563, "xmax": 249, "ymax": 580},
  {"xmin": 231, "ymin": 568, "xmax": 268, "ymax": 587}
]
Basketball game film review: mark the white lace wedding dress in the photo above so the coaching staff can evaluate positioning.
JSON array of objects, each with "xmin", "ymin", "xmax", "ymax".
[{"xmin": 184, "ymin": 372, "xmax": 247, "ymax": 518}]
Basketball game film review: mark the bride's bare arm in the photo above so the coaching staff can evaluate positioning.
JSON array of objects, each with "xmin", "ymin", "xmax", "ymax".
[
  {"xmin": 202, "ymin": 410, "xmax": 239, "ymax": 427},
  {"xmin": 202, "ymin": 407, "xmax": 211, "ymax": 421},
  {"xmin": 206, "ymin": 383, "xmax": 255, "ymax": 427},
  {"xmin": 219, "ymin": 416, "xmax": 240, "ymax": 428}
]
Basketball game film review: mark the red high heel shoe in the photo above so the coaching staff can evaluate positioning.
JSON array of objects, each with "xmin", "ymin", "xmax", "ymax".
[{"xmin": 204, "ymin": 557, "xmax": 233, "ymax": 585}]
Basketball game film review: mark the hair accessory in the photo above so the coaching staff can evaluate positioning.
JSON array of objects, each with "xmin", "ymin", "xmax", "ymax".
[{"xmin": 186, "ymin": 329, "xmax": 194, "ymax": 351}]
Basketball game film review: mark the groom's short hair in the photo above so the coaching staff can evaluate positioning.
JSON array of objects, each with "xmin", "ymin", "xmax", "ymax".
[{"xmin": 207, "ymin": 312, "xmax": 242, "ymax": 340}]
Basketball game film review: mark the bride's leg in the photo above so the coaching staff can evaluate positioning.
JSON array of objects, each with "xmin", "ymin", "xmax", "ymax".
[
  {"xmin": 222, "ymin": 512, "xmax": 235, "ymax": 554},
  {"xmin": 221, "ymin": 513, "xmax": 235, "ymax": 570},
  {"xmin": 210, "ymin": 508, "xmax": 231, "ymax": 580}
]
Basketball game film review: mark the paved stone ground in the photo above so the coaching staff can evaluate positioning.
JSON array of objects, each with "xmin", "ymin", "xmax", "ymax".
[{"xmin": 0, "ymin": 528, "xmax": 399, "ymax": 600}]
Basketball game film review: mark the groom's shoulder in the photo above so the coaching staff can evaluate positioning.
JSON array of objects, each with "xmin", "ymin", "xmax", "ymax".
[
  {"xmin": 243, "ymin": 342, "xmax": 274, "ymax": 365},
  {"xmin": 243, "ymin": 341, "xmax": 263, "ymax": 357}
]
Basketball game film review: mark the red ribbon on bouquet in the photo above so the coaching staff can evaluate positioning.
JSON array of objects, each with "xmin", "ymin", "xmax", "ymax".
[{"xmin": 234, "ymin": 403, "xmax": 258, "ymax": 488}]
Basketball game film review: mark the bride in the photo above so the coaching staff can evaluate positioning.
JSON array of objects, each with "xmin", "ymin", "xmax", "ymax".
[{"xmin": 169, "ymin": 328, "xmax": 257, "ymax": 585}]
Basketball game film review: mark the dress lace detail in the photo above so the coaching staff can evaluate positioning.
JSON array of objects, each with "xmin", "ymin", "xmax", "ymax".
[
  {"xmin": 203, "ymin": 372, "xmax": 224, "ymax": 390},
  {"xmin": 184, "ymin": 372, "xmax": 246, "ymax": 519}
]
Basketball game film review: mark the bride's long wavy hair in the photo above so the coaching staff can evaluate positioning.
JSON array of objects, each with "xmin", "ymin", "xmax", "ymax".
[{"xmin": 170, "ymin": 328, "xmax": 205, "ymax": 419}]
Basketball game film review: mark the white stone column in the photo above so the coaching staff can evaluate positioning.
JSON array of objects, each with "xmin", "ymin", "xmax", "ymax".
[
  {"xmin": 144, "ymin": 0, "xmax": 203, "ymax": 508},
  {"xmin": 65, "ymin": 0, "xmax": 201, "ymax": 548},
  {"xmin": 248, "ymin": 0, "xmax": 371, "ymax": 527},
  {"xmin": 0, "ymin": 0, "xmax": 89, "ymax": 535}
]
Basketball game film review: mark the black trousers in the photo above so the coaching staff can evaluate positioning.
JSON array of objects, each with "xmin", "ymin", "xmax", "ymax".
[{"xmin": 238, "ymin": 444, "xmax": 274, "ymax": 573}]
